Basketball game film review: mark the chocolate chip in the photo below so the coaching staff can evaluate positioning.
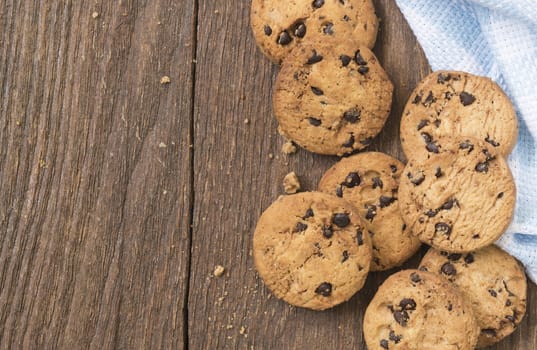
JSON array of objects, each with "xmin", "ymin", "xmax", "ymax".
[
  {"xmin": 343, "ymin": 109, "xmax": 361, "ymax": 123},
  {"xmin": 277, "ymin": 31, "xmax": 292, "ymax": 45},
  {"xmin": 342, "ymin": 134, "xmax": 355, "ymax": 148},
  {"xmin": 293, "ymin": 22, "xmax": 307, "ymax": 38},
  {"xmin": 365, "ymin": 205, "xmax": 377, "ymax": 221},
  {"xmin": 357, "ymin": 230, "xmax": 364, "ymax": 245},
  {"xmin": 483, "ymin": 148, "xmax": 496, "ymax": 161},
  {"xmin": 335, "ymin": 186, "xmax": 343, "ymax": 197},
  {"xmin": 402, "ymin": 224, "xmax": 407, "ymax": 231},
  {"xmin": 423, "ymin": 91, "xmax": 436, "ymax": 106},
  {"xmin": 482, "ymin": 329, "xmax": 497, "ymax": 336},
  {"xmin": 425, "ymin": 209, "xmax": 437, "ymax": 217},
  {"xmin": 435, "ymin": 167, "xmax": 443, "ymax": 178},
  {"xmin": 445, "ymin": 91, "xmax": 453, "ymax": 100},
  {"xmin": 390, "ymin": 165, "xmax": 397, "ymax": 173},
  {"xmin": 410, "ymin": 272, "xmax": 421, "ymax": 283},
  {"xmin": 441, "ymin": 262, "xmax": 457, "ymax": 276},
  {"xmin": 400, "ymin": 298, "xmax": 417, "ymax": 310},
  {"xmin": 412, "ymin": 93, "xmax": 423, "ymax": 104},
  {"xmin": 340, "ymin": 55, "xmax": 351, "ymax": 67},
  {"xmin": 417, "ymin": 119, "xmax": 429, "ymax": 131},
  {"xmin": 311, "ymin": 86, "xmax": 324, "ymax": 95},
  {"xmin": 342, "ymin": 250, "xmax": 349, "ymax": 262},
  {"xmin": 312, "ymin": 0, "xmax": 325, "ymax": 8},
  {"xmin": 294, "ymin": 222, "xmax": 308, "ymax": 232},
  {"xmin": 344, "ymin": 172, "xmax": 361, "ymax": 187},
  {"xmin": 332, "ymin": 213, "xmax": 350, "ymax": 227},
  {"xmin": 506, "ymin": 314, "xmax": 516, "ymax": 323},
  {"xmin": 354, "ymin": 50, "xmax": 367, "ymax": 65},
  {"xmin": 460, "ymin": 140, "xmax": 474, "ymax": 153},
  {"xmin": 435, "ymin": 222, "xmax": 452, "ymax": 237},
  {"xmin": 393, "ymin": 310, "xmax": 409, "ymax": 326},
  {"xmin": 475, "ymin": 162, "xmax": 489, "ymax": 173},
  {"xmin": 342, "ymin": 14, "xmax": 350, "ymax": 21},
  {"xmin": 447, "ymin": 253, "xmax": 462, "ymax": 261},
  {"xmin": 485, "ymin": 135, "xmax": 500, "ymax": 147},
  {"xmin": 434, "ymin": 119, "xmax": 441, "ymax": 127},
  {"xmin": 358, "ymin": 66, "xmax": 369, "ymax": 75},
  {"xmin": 505, "ymin": 299, "xmax": 512, "ymax": 307},
  {"xmin": 464, "ymin": 253, "xmax": 474, "ymax": 264},
  {"xmin": 308, "ymin": 117, "xmax": 322, "ymax": 126},
  {"xmin": 389, "ymin": 330, "xmax": 401, "ymax": 344},
  {"xmin": 426, "ymin": 142, "xmax": 439, "ymax": 153},
  {"xmin": 303, "ymin": 208, "xmax": 314, "ymax": 219},
  {"xmin": 421, "ymin": 132, "xmax": 432, "ymax": 143},
  {"xmin": 410, "ymin": 173, "xmax": 425, "ymax": 186},
  {"xmin": 380, "ymin": 339, "xmax": 389, "ymax": 349},
  {"xmin": 473, "ymin": 234, "xmax": 480, "ymax": 239},
  {"xmin": 264, "ymin": 25, "xmax": 272, "ymax": 36},
  {"xmin": 460, "ymin": 91, "xmax": 476, "ymax": 106},
  {"xmin": 315, "ymin": 282, "xmax": 332, "ymax": 296},
  {"xmin": 488, "ymin": 289, "xmax": 497, "ymax": 297},
  {"xmin": 497, "ymin": 192, "xmax": 504, "ymax": 199},
  {"xmin": 379, "ymin": 196, "xmax": 396, "ymax": 208},
  {"xmin": 441, "ymin": 199, "xmax": 456, "ymax": 210},
  {"xmin": 322, "ymin": 225, "xmax": 333, "ymax": 238},
  {"xmin": 447, "ymin": 303, "xmax": 453, "ymax": 311},
  {"xmin": 307, "ymin": 50, "xmax": 323, "ymax": 65},
  {"xmin": 437, "ymin": 72, "xmax": 451, "ymax": 83},
  {"xmin": 323, "ymin": 22, "xmax": 334, "ymax": 35},
  {"xmin": 372, "ymin": 177, "xmax": 383, "ymax": 189}
]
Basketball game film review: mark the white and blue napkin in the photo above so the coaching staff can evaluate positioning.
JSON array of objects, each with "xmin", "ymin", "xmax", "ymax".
[{"xmin": 394, "ymin": 0, "xmax": 537, "ymax": 282}]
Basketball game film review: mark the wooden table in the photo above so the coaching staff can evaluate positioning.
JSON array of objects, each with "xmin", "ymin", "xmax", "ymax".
[{"xmin": 0, "ymin": 1, "xmax": 535, "ymax": 349}]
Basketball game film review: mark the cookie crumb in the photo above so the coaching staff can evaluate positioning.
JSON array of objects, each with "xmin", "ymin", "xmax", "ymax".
[
  {"xmin": 239, "ymin": 326, "xmax": 247, "ymax": 336},
  {"xmin": 214, "ymin": 9, "xmax": 220, "ymax": 14},
  {"xmin": 160, "ymin": 76, "xmax": 171, "ymax": 84},
  {"xmin": 226, "ymin": 324, "xmax": 233, "ymax": 330},
  {"xmin": 213, "ymin": 265, "xmax": 225, "ymax": 277},
  {"xmin": 283, "ymin": 172, "xmax": 301, "ymax": 194},
  {"xmin": 268, "ymin": 153, "xmax": 274, "ymax": 159},
  {"xmin": 92, "ymin": 11, "xmax": 99, "ymax": 19},
  {"xmin": 244, "ymin": 118, "xmax": 250, "ymax": 124},
  {"xmin": 158, "ymin": 142, "xmax": 167, "ymax": 148},
  {"xmin": 281, "ymin": 141, "xmax": 297, "ymax": 155}
]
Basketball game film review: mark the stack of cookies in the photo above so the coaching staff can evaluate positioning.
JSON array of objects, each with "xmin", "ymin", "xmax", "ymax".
[{"xmin": 250, "ymin": 1, "xmax": 527, "ymax": 349}]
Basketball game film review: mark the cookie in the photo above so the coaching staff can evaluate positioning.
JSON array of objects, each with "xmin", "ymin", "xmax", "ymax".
[
  {"xmin": 398, "ymin": 137, "xmax": 516, "ymax": 253},
  {"xmin": 318, "ymin": 152, "xmax": 421, "ymax": 270},
  {"xmin": 363, "ymin": 269, "xmax": 480, "ymax": 350},
  {"xmin": 273, "ymin": 40, "xmax": 393, "ymax": 156},
  {"xmin": 250, "ymin": 0, "xmax": 378, "ymax": 64},
  {"xmin": 419, "ymin": 246, "xmax": 527, "ymax": 348},
  {"xmin": 400, "ymin": 71, "xmax": 518, "ymax": 162},
  {"xmin": 253, "ymin": 192, "xmax": 372, "ymax": 310}
]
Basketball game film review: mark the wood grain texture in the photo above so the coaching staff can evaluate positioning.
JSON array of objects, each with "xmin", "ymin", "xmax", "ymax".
[
  {"xmin": 0, "ymin": 1, "xmax": 193, "ymax": 349},
  {"xmin": 188, "ymin": 0, "xmax": 536, "ymax": 349}
]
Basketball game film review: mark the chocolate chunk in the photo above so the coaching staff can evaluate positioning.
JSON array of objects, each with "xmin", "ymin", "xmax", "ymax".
[
  {"xmin": 426, "ymin": 142, "xmax": 439, "ymax": 153},
  {"xmin": 315, "ymin": 282, "xmax": 332, "ymax": 296},
  {"xmin": 410, "ymin": 272, "xmax": 421, "ymax": 283},
  {"xmin": 372, "ymin": 177, "xmax": 383, "ymax": 189},
  {"xmin": 343, "ymin": 134, "xmax": 355, "ymax": 148},
  {"xmin": 390, "ymin": 164, "xmax": 397, "ymax": 173},
  {"xmin": 412, "ymin": 93, "xmax": 423, "ymax": 104},
  {"xmin": 308, "ymin": 117, "xmax": 322, "ymax": 126},
  {"xmin": 400, "ymin": 298, "xmax": 417, "ymax": 310},
  {"xmin": 447, "ymin": 303, "xmax": 453, "ymax": 311},
  {"xmin": 485, "ymin": 135, "xmax": 500, "ymax": 147},
  {"xmin": 460, "ymin": 140, "xmax": 474, "ymax": 153},
  {"xmin": 294, "ymin": 222, "xmax": 308, "ymax": 232},
  {"xmin": 344, "ymin": 172, "xmax": 361, "ymax": 187},
  {"xmin": 410, "ymin": 173, "xmax": 425, "ymax": 186},
  {"xmin": 464, "ymin": 253, "xmax": 474, "ymax": 264},
  {"xmin": 402, "ymin": 223, "xmax": 407, "ymax": 231},
  {"xmin": 322, "ymin": 225, "xmax": 333, "ymax": 238},
  {"xmin": 354, "ymin": 50, "xmax": 367, "ymax": 65},
  {"xmin": 423, "ymin": 91, "xmax": 436, "ymax": 106},
  {"xmin": 342, "ymin": 250, "xmax": 349, "ymax": 262},
  {"xmin": 365, "ymin": 205, "xmax": 377, "ymax": 221},
  {"xmin": 482, "ymin": 148, "xmax": 496, "ymax": 161},
  {"xmin": 332, "ymin": 213, "xmax": 350, "ymax": 227},
  {"xmin": 323, "ymin": 22, "xmax": 334, "ymax": 35},
  {"xmin": 488, "ymin": 289, "xmax": 498, "ymax": 297},
  {"xmin": 447, "ymin": 253, "xmax": 462, "ymax": 261},
  {"xmin": 303, "ymin": 208, "xmax": 314, "ymax": 219},
  {"xmin": 311, "ymin": 86, "xmax": 324, "ymax": 95},
  {"xmin": 435, "ymin": 222, "xmax": 452, "ymax": 236},
  {"xmin": 437, "ymin": 72, "xmax": 451, "ymax": 84},
  {"xmin": 389, "ymin": 330, "xmax": 401, "ymax": 344},
  {"xmin": 379, "ymin": 196, "xmax": 396, "ymax": 208},
  {"xmin": 441, "ymin": 262, "xmax": 457, "ymax": 276},
  {"xmin": 417, "ymin": 119, "xmax": 429, "ymax": 131},
  {"xmin": 473, "ymin": 234, "xmax": 481, "ymax": 239},
  {"xmin": 335, "ymin": 186, "xmax": 343, "ymax": 197},
  {"xmin": 264, "ymin": 25, "xmax": 272, "ymax": 36},
  {"xmin": 342, "ymin": 14, "xmax": 350, "ymax": 21},
  {"xmin": 393, "ymin": 310, "xmax": 409, "ymax": 326},
  {"xmin": 358, "ymin": 66, "xmax": 369, "ymax": 75},
  {"xmin": 434, "ymin": 119, "xmax": 441, "ymax": 127},
  {"xmin": 312, "ymin": 0, "xmax": 325, "ymax": 8},
  {"xmin": 425, "ymin": 209, "xmax": 437, "ymax": 217},
  {"xmin": 380, "ymin": 339, "xmax": 389, "ymax": 350},
  {"xmin": 421, "ymin": 132, "xmax": 432, "ymax": 143},
  {"xmin": 506, "ymin": 314, "xmax": 516, "ymax": 323},
  {"xmin": 340, "ymin": 55, "xmax": 351, "ymax": 67},
  {"xmin": 475, "ymin": 162, "xmax": 489, "ymax": 173},
  {"xmin": 294, "ymin": 22, "xmax": 307, "ymax": 38},
  {"xmin": 307, "ymin": 50, "xmax": 323, "ymax": 65},
  {"xmin": 497, "ymin": 192, "xmax": 504, "ymax": 199},
  {"xmin": 343, "ymin": 109, "xmax": 361, "ymax": 123},
  {"xmin": 357, "ymin": 230, "xmax": 364, "ymax": 245},
  {"xmin": 445, "ymin": 91, "xmax": 453, "ymax": 100},
  {"xmin": 277, "ymin": 31, "xmax": 292, "ymax": 45},
  {"xmin": 460, "ymin": 91, "xmax": 476, "ymax": 106},
  {"xmin": 435, "ymin": 167, "xmax": 443, "ymax": 178},
  {"xmin": 441, "ymin": 199, "xmax": 457, "ymax": 210},
  {"xmin": 506, "ymin": 299, "xmax": 512, "ymax": 307}
]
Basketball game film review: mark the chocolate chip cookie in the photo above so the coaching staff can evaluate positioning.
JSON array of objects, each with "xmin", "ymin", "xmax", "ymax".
[
  {"xmin": 363, "ymin": 269, "xmax": 479, "ymax": 350},
  {"xmin": 273, "ymin": 39, "xmax": 393, "ymax": 156},
  {"xmin": 400, "ymin": 71, "xmax": 518, "ymax": 162},
  {"xmin": 253, "ymin": 192, "xmax": 372, "ymax": 310},
  {"xmin": 419, "ymin": 246, "xmax": 527, "ymax": 348},
  {"xmin": 398, "ymin": 137, "xmax": 516, "ymax": 253},
  {"xmin": 318, "ymin": 152, "xmax": 421, "ymax": 271},
  {"xmin": 250, "ymin": 0, "xmax": 378, "ymax": 64}
]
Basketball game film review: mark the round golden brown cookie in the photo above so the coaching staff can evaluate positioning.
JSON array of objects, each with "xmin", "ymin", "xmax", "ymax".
[
  {"xmin": 250, "ymin": 0, "xmax": 378, "ymax": 64},
  {"xmin": 398, "ymin": 137, "xmax": 516, "ymax": 253},
  {"xmin": 318, "ymin": 152, "xmax": 421, "ymax": 271},
  {"xmin": 419, "ymin": 246, "xmax": 527, "ymax": 348},
  {"xmin": 400, "ymin": 71, "xmax": 518, "ymax": 162},
  {"xmin": 273, "ymin": 40, "xmax": 393, "ymax": 156},
  {"xmin": 253, "ymin": 192, "xmax": 372, "ymax": 310},
  {"xmin": 363, "ymin": 269, "xmax": 479, "ymax": 350}
]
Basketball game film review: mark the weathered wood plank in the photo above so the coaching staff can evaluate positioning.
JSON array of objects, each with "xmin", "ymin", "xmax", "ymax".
[
  {"xmin": 189, "ymin": 0, "xmax": 536, "ymax": 349},
  {"xmin": 0, "ymin": 1, "xmax": 194, "ymax": 348}
]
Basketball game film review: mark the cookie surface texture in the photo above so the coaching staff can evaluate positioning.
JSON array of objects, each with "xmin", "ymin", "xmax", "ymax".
[
  {"xmin": 400, "ymin": 71, "xmax": 518, "ymax": 162},
  {"xmin": 419, "ymin": 246, "xmax": 527, "ymax": 348},
  {"xmin": 398, "ymin": 138, "xmax": 516, "ymax": 253},
  {"xmin": 363, "ymin": 269, "xmax": 480, "ymax": 350},
  {"xmin": 318, "ymin": 152, "xmax": 421, "ymax": 270},
  {"xmin": 250, "ymin": 0, "xmax": 378, "ymax": 64},
  {"xmin": 253, "ymin": 192, "xmax": 372, "ymax": 310},
  {"xmin": 273, "ymin": 40, "xmax": 393, "ymax": 156}
]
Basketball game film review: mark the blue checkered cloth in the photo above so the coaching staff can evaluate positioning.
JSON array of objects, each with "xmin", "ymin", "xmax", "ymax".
[{"xmin": 395, "ymin": 0, "xmax": 537, "ymax": 282}]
